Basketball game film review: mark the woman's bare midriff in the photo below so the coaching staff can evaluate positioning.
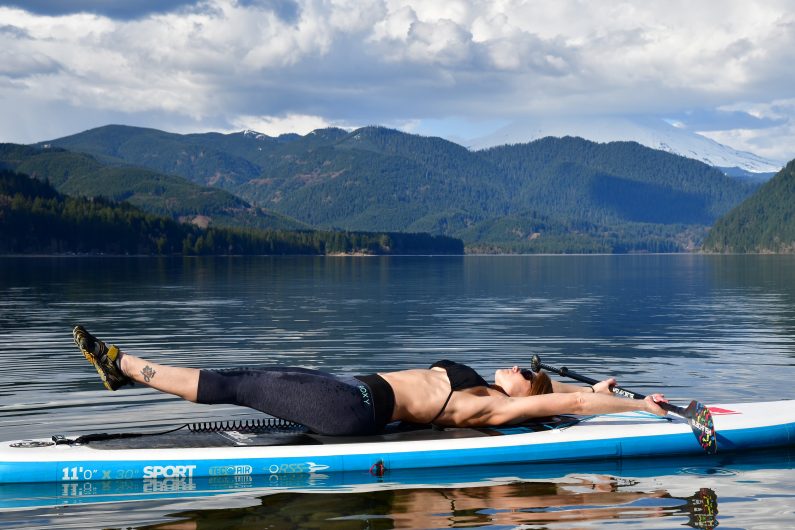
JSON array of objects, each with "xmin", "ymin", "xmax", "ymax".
[{"xmin": 379, "ymin": 368, "xmax": 508, "ymax": 426}]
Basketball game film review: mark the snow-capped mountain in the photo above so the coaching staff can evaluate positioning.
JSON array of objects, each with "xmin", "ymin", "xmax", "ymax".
[
  {"xmin": 240, "ymin": 129, "xmax": 270, "ymax": 140},
  {"xmin": 469, "ymin": 116, "xmax": 783, "ymax": 176}
]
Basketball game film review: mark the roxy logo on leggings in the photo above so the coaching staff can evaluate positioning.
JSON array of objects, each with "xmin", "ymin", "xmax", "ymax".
[{"xmin": 357, "ymin": 385, "xmax": 372, "ymax": 407}]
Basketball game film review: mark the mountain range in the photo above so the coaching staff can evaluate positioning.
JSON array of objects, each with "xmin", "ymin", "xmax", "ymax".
[
  {"xmin": 469, "ymin": 116, "xmax": 783, "ymax": 178},
  {"xmin": 26, "ymin": 124, "xmax": 761, "ymax": 253}
]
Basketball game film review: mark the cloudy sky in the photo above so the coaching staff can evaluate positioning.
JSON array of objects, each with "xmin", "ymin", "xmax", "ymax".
[{"xmin": 1, "ymin": 0, "xmax": 794, "ymax": 161}]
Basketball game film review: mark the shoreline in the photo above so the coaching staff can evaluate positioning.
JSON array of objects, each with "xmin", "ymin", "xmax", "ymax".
[{"xmin": 2, "ymin": 252, "xmax": 794, "ymax": 258}]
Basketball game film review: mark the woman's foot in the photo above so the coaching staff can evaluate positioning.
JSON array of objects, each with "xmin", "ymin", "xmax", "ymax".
[{"xmin": 73, "ymin": 325, "xmax": 132, "ymax": 391}]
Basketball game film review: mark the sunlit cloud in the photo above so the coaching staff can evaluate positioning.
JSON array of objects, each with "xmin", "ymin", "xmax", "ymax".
[
  {"xmin": 231, "ymin": 113, "xmax": 341, "ymax": 136},
  {"xmin": 0, "ymin": 0, "xmax": 793, "ymax": 161}
]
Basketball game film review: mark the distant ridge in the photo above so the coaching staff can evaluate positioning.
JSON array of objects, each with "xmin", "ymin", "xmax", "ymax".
[
  {"xmin": 469, "ymin": 116, "xmax": 783, "ymax": 176},
  {"xmin": 38, "ymin": 124, "xmax": 760, "ymax": 253}
]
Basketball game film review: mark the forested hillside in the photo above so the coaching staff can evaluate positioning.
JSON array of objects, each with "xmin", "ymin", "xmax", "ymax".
[
  {"xmin": 703, "ymin": 159, "xmax": 795, "ymax": 253},
  {"xmin": 0, "ymin": 143, "xmax": 306, "ymax": 231},
  {"xmin": 0, "ymin": 170, "xmax": 463, "ymax": 256},
  {"xmin": 481, "ymin": 137, "xmax": 749, "ymax": 223},
  {"xmin": 41, "ymin": 125, "xmax": 265, "ymax": 186},
  {"xmin": 41, "ymin": 125, "xmax": 759, "ymax": 252}
]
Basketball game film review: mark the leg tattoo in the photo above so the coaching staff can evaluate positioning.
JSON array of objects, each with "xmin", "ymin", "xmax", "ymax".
[{"xmin": 141, "ymin": 365, "xmax": 157, "ymax": 383}]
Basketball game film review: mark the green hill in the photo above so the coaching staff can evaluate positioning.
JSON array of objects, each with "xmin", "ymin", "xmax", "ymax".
[
  {"xmin": 0, "ymin": 143, "xmax": 307, "ymax": 231},
  {"xmin": 40, "ymin": 125, "xmax": 760, "ymax": 253},
  {"xmin": 0, "ymin": 169, "xmax": 463, "ymax": 256},
  {"xmin": 481, "ymin": 137, "xmax": 748, "ymax": 224},
  {"xmin": 40, "ymin": 124, "xmax": 269, "ymax": 186},
  {"xmin": 702, "ymin": 159, "xmax": 795, "ymax": 253}
]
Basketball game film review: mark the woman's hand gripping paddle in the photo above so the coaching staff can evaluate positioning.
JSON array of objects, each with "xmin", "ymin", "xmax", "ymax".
[{"xmin": 531, "ymin": 355, "xmax": 717, "ymax": 454}]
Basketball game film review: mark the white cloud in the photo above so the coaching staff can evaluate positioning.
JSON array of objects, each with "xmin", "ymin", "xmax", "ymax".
[
  {"xmin": 371, "ymin": 5, "xmax": 415, "ymax": 41},
  {"xmin": 720, "ymin": 99, "xmax": 795, "ymax": 122},
  {"xmin": 0, "ymin": 0, "xmax": 794, "ymax": 162},
  {"xmin": 0, "ymin": 48, "xmax": 60, "ymax": 77},
  {"xmin": 698, "ymin": 126, "xmax": 795, "ymax": 163},
  {"xmin": 405, "ymin": 18, "xmax": 474, "ymax": 65},
  {"xmin": 697, "ymin": 98, "xmax": 795, "ymax": 161},
  {"xmin": 231, "ymin": 113, "xmax": 336, "ymax": 135}
]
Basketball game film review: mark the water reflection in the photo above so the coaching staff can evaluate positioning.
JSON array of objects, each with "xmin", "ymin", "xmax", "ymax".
[
  {"xmin": 1, "ymin": 255, "xmax": 794, "ymax": 413},
  {"xmin": 3, "ymin": 255, "xmax": 795, "ymax": 430},
  {"xmin": 129, "ymin": 480, "xmax": 717, "ymax": 530}
]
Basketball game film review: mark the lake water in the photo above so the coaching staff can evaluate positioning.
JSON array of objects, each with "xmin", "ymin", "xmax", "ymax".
[{"xmin": 1, "ymin": 255, "xmax": 794, "ymax": 529}]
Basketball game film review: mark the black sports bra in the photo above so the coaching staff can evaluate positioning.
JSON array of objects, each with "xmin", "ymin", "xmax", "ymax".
[{"xmin": 429, "ymin": 360, "xmax": 489, "ymax": 423}]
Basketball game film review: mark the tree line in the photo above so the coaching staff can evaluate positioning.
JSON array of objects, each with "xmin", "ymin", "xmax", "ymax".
[{"xmin": 0, "ymin": 170, "xmax": 463, "ymax": 256}]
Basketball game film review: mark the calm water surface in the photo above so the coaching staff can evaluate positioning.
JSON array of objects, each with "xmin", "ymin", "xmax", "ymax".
[{"xmin": 1, "ymin": 255, "xmax": 794, "ymax": 529}]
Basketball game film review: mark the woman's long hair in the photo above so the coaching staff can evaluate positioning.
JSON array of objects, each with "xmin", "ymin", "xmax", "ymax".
[
  {"xmin": 525, "ymin": 370, "xmax": 553, "ymax": 396},
  {"xmin": 492, "ymin": 368, "xmax": 554, "ymax": 397}
]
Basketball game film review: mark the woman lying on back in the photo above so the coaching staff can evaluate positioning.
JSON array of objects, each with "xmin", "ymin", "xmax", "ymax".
[{"xmin": 73, "ymin": 325, "xmax": 667, "ymax": 436}]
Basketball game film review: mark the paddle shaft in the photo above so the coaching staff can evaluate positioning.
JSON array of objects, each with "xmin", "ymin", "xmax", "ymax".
[
  {"xmin": 535, "ymin": 360, "xmax": 688, "ymax": 417},
  {"xmin": 530, "ymin": 354, "xmax": 717, "ymax": 454}
]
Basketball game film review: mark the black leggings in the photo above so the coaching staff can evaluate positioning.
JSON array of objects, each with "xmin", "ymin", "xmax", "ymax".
[{"xmin": 196, "ymin": 367, "xmax": 394, "ymax": 436}]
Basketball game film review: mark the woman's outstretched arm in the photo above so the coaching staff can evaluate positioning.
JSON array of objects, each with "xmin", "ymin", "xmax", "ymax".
[
  {"xmin": 485, "ymin": 391, "xmax": 668, "ymax": 426},
  {"xmin": 550, "ymin": 377, "xmax": 617, "ymax": 394}
]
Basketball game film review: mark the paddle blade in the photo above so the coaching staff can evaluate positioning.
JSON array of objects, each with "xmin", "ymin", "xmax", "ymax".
[
  {"xmin": 687, "ymin": 488, "xmax": 718, "ymax": 530},
  {"xmin": 684, "ymin": 401, "xmax": 717, "ymax": 455}
]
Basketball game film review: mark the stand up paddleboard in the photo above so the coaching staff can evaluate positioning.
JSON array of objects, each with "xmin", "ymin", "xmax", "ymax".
[
  {"xmin": 9, "ymin": 446, "xmax": 790, "ymax": 514},
  {"xmin": 2, "ymin": 400, "xmax": 793, "ymax": 486}
]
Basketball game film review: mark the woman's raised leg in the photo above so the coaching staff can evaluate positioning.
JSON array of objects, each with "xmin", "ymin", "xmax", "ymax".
[
  {"xmin": 73, "ymin": 325, "xmax": 200, "ymax": 401},
  {"xmin": 120, "ymin": 354, "xmax": 200, "ymax": 401}
]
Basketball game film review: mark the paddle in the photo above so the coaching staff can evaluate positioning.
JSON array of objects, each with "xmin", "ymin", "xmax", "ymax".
[{"xmin": 530, "ymin": 354, "xmax": 717, "ymax": 455}]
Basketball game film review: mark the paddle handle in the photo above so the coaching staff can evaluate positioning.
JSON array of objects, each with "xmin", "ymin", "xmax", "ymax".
[
  {"xmin": 530, "ymin": 354, "xmax": 716, "ymax": 454},
  {"xmin": 532, "ymin": 357, "xmax": 686, "ymax": 416}
]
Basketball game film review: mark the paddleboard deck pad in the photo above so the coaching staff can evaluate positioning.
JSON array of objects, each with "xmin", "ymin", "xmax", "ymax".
[{"xmin": 1, "ymin": 400, "xmax": 793, "ymax": 484}]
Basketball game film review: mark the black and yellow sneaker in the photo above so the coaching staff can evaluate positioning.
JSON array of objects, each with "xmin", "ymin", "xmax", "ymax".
[{"xmin": 73, "ymin": 325, "xmax": 132, "ymax": 391}]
